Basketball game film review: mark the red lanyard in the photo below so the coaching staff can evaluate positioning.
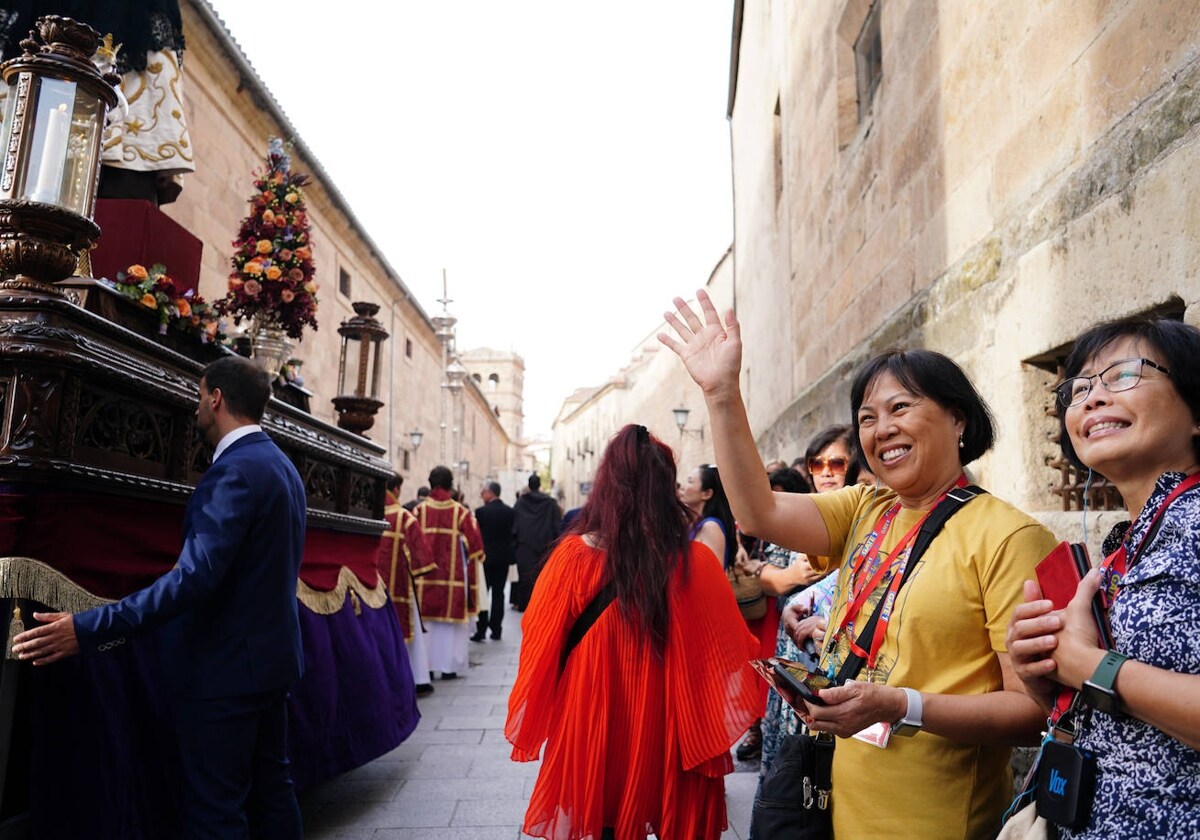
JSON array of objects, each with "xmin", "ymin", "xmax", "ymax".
[
  {"xmin": 1050, "ymin": 471, "xmax": 1200, "ymax": 726},
  {"xmin": 836, "ymin": 475, "xmax": 966, "ymax": 670}
]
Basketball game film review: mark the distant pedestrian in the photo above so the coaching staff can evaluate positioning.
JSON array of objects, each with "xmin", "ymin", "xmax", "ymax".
[
  {"xmin": 506, "ymin": 424, "xmax": 759, "ymax": 839},
  {"xmin": 510, "ymin": 474, "xmax": 561, "ymax": 610},
  {"xmin": 403, "ymin": 486, "xmax": 429, "ymax": 512},
  {"xmin": 474, "ymin": 481, "xmax": 515, "ymax": 641}
]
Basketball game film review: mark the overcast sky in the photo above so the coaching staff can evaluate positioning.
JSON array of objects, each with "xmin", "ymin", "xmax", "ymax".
[{"xmin": 205, "ymin": 0, "xmax": 735, "ymax": 436}]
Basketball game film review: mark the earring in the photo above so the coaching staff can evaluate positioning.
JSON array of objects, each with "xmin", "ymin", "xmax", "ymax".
[{"xmin": 958, "ymin": 434, "xmax": 964, "ymax": 449}]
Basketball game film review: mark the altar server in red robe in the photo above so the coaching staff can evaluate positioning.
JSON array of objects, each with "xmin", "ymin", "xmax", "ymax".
[
  {"xmin": 379, "ymin": 473, "xmax": 437, "ymax": 695},
  {"xmin": 414, "ymin": 465, "xmax": 484, "ymax": 679}
]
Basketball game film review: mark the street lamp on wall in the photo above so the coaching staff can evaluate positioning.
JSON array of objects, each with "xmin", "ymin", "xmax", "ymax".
[
  {"xmin": 409, "ymin": 428, "xmax": 424, "ymax": 451},
  {"xmin": 673, "ymin": 406, "xmax": 704, "ymax": 440},
  {"xmin": 0, "ymin": 16, "xmax": 119, "ymax": 295}
]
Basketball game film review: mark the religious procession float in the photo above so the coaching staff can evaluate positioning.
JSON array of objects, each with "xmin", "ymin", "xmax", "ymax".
[{"xmin": 0, "ymin": 16, "xmax": 416, "ymax": 838}]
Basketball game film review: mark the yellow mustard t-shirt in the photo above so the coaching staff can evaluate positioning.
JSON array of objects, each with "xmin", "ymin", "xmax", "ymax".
[{"xmin": 809, "ymin": 483, "xmax": 1058, "ymax": 840}]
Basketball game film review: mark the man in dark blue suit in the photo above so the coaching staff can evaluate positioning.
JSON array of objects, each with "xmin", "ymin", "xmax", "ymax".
[{"xmin": 13, "ymin": 356, "xmax": 307, "ymax": 839}]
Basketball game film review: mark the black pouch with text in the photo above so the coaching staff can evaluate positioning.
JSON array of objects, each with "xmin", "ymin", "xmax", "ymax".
[{"xmin": 1035, "ymin": 739, "xmax": 1097, "ymax": 830}]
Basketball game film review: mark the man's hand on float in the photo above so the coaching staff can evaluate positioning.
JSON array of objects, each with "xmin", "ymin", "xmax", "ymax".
[{"xmin": 11, "ymin": 612, "xmax": 79, "ymax": 665}]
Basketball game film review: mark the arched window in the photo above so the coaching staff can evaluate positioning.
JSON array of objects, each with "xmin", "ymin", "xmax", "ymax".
[{"xmin": 487, "ymin": 373, "xmax": 499, "ymax": 392}]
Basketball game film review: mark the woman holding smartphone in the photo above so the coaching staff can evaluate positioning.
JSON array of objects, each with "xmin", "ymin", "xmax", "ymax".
[
  {"xmin": 1007, "ymin": 316, "xmax": 1200, "ymax": 838},
  {"xmin": 506, "ymin": 424, "xmax": 759, "ymax": 840},
  {"xmin": 661, "ymin": 291, "xmax": 1056, "ymax": 838}
]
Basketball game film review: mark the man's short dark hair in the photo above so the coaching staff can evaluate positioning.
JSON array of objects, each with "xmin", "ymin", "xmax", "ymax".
[
  {"xmin": 201, "ymin": 356, "xmax": 271, "ymax": 422},
  {"xmin": 429, "ymin": 466, "xmax": 454, "ymax": 490},
  {"xmin": 528, "ymin": 474, "xmax": 541, "ymax": 491},
  {"xmin": 486, "ymin": 481, "xmax": 501, "ymax": 497},
  {"xmin": 387, "ymin": 473, "xmax": 403, "ymax": 492},
  {"xmin": 417, "ymin": 486, "xmax": 430, "ymax": 498}
]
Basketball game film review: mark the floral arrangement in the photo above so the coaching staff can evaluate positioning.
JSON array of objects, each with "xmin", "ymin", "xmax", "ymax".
[
  {"xmin": 218, "ymin": 137, "xmax": 319, "ymax": 341},
  {"xmin": 112, "ymin": 263, "xmax": 223, "ymax": 342}
]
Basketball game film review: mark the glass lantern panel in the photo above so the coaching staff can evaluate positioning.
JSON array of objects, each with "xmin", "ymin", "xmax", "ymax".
[
  {"xmin": 343, "ymin": 339, "xmax": 365, "ymax": 398},
  {"xmin": 21, "ymin": 77, "xmax": 77, "ymax": 206},
  {"xmin": 61, "ymin": 93, "xmax": 103, "ymax": 217},
  {"xmin": 19, "ymin": 77, "xmax": 103, "ymax": 216}
]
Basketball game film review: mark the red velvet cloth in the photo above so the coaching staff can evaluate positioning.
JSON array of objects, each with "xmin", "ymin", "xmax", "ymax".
[
  {"xmin": 0, "ymin": 491, "xmax": 380, "ymax": 598},
  {"xmin": 92, "ymin": 199, "xmax": 202, "ymax": 293}
]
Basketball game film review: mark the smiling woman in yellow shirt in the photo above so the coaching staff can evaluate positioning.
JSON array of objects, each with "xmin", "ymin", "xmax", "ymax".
[{"xmin": 661, "ymin": 291, "xmax": 1056, "ymax": 839}]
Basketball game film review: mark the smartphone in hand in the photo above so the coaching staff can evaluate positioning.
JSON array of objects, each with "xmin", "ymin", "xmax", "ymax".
[{"xmin": 773, "ymin": 660, "xmax": 834, "ymax": 706}]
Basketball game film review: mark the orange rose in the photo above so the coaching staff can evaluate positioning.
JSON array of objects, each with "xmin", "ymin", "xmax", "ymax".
[
  {"xmin": 280, "ymin": 289, "xmax": 295, "ymax": 303},
  {"xmin": 265, "ymin": 266, "xmax": 282, "ymax": 281},
  {"xmin": 262, "ymin": 209, "xmax": 276, "ymax": 224},
  {"xmin": 229, "ymin": 277, "xmax": 244, "ymax": 290},
  {"xmin": 243, "ymin": 260, "xmax": 263, "ymax": 277},
  {"xmin": 127, "ymin": 264, "xmax": 149, "ymax": 280},
  {"xmin": 285, "ymin": 192, "xmax": 299, "ymax": 204},
  {"xmin": 140, "ymin": 293, "xmax": 157, "ymax": 309},
  {"xmin": 176, "ymin": 299, "xmax": 192, "ymax": 318},
  {"xmin": 244, "ymin": 280, "xmax": 262, "ymax": 296},
  {"xmin": 303, "ymin": 280, "xmax": 318, "ymax": 294},
  {"xmin": 294, "ymin": 246, "xmax": 311, "ymax": 261},
  {"xmin": 256, "ymin": 239, "xmax": 273, "ymax": 254}
]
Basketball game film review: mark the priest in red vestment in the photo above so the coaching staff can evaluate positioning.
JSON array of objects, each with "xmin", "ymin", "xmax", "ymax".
[{"xmin": 414, "ymin": 465, "xmax": 485, "ymax": 679}]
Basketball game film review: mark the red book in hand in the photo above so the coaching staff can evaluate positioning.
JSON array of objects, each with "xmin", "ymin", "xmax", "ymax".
[{"xmin": 1034, "ymin": 541, "xmax": 1114, "ymax": 649}]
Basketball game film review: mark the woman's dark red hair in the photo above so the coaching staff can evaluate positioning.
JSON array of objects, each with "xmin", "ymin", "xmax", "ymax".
[{"xmin": 567, "ymin": 424, "xmax": 693, "ymax": 656}]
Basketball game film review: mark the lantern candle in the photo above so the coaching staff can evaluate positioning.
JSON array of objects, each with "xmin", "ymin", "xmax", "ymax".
[{"xmin": 29, "ymin": 102, "xmax": 69, "ymax": 204}]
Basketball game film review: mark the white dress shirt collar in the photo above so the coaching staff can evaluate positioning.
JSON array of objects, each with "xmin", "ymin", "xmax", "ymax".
[{"xmin": 212, "ymin": 424, "xmax": 262, "ymax": 463}]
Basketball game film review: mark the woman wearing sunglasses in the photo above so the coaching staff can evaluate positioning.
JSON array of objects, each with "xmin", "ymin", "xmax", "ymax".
[
  {"xmin": 1007, "ymin": 317, "xmax": 1200, "ymax": 838},
  {"xmin": 661, "ymin": 291, "xmax": 1056, "ymax": 838}
]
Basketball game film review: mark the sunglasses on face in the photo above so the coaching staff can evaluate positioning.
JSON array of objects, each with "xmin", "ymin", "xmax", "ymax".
[
  {"xmin": 1053, "ymin": 357, "xmax": 1171, "ymax": 408},
  {"xmin": 807, "ymin": 456, "xmax": 849, "ymax": 474}
]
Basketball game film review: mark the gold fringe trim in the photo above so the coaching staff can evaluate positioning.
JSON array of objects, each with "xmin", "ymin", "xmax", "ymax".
[
  {"xmin": 0, "ymin": 557, "xmax": 117, "ymax": 612},
  {"xmin": 296, "ymin": 566, "xmax": 390, "ymax": 615}
]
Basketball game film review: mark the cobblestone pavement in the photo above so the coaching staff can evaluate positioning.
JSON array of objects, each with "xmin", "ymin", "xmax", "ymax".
[{"xmin": 299, "ymin": 600, "xmax": 759, "ymax": 839}]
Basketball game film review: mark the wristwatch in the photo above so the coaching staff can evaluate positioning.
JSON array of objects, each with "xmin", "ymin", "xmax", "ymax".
[
  {"xmin": 1081, "ymin": 650, "xmax": 1129, "ymax": 716},
  {"xmin": 891, "ymin": 687, "xmax": 923, "ymax": 736}
]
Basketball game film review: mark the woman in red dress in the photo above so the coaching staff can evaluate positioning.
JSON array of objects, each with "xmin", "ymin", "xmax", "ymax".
[{"xmin": 506, "ymin": 424, "xmax": 760, "ymax": 840}]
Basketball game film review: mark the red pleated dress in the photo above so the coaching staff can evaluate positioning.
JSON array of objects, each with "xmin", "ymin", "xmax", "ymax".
[{"xmin": 506, "ymin": 535, "xmax": 760, "ymax": 840}]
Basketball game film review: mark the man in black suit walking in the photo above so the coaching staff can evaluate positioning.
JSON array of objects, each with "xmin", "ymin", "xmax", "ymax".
[{"xmin": 472, "ymin": 481, "xmax": 515, "ymax": 641}]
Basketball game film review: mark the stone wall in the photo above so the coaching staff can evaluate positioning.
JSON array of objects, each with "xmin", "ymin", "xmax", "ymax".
[
  {"xmin": 731, "ymin": 0, "xmax": 1200, "ymax": 533},
  {"xmin": 144, "ymin": 0, "xmax": 515, "ymax": 488}
]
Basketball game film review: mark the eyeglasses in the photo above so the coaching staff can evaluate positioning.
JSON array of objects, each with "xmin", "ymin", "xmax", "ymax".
[
  {"xmin": 807, "ymin": 456, "xmax": 849, "ymax": 474},
  {"xmin": 1053, "ymin": 357, "xmax": 1171, "ymax": 408}
]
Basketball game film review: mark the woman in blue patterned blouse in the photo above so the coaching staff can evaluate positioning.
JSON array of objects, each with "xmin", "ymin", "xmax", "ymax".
[{"xmin": 1008, "ymin": 316, "xmax": 1200, "ymax": 838}]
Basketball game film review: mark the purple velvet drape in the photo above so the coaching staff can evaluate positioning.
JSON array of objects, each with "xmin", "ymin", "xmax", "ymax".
[{"xmin": 16, "ymin": 596, "xmax": 418, "ymax": 838}]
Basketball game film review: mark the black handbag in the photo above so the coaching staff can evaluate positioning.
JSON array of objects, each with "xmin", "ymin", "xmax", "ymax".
[
  {"xmin": 754, "ymin": 728, "xmax": 835, "ymax": 838},
  {"xmin": 750, "ymin": 486, "xmax": 985, "ymax": 839}
]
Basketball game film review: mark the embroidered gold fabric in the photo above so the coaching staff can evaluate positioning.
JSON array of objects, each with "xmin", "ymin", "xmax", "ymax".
[
  {"xmin": 0, "ymin": 557, "xmax": 116, "ymax": 613},
  {"xmin": 103, "ymin": 49, "xmax": 195, "ymax": 173},
  {"xmin": 296, "ymin": 566, "xmax": 390, "ymax": 615}
]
